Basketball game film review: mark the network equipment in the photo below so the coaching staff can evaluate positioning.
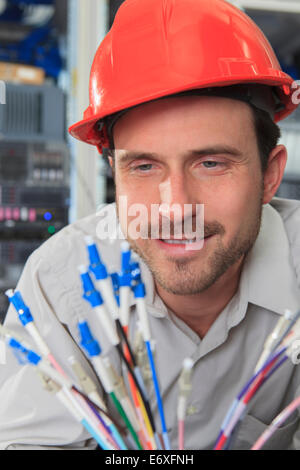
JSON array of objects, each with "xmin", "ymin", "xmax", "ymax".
[{"xmin": 0, "ymin": 82, "xmax": 69, "ymax": 323}]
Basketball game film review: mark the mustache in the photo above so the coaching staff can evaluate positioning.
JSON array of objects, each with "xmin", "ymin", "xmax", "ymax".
[{"xmin": 143, "ymin": 218, "xmax": 225, "ymax": 239}]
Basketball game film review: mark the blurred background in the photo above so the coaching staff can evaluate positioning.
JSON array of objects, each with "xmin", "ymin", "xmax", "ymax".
[{"xmin": 1, "ymin": 0, "xmax": 300, "ymax": 322}]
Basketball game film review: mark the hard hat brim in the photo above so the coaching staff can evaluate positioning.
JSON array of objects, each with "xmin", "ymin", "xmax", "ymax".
[{"xmin": 69, "ymin": 75, "xmax": 299, "ymax": 150}]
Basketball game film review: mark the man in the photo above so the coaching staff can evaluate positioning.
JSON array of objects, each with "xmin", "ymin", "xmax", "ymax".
[{"xmin": 1, "ymin": 0, "xmax": 300, "ymax": 450}]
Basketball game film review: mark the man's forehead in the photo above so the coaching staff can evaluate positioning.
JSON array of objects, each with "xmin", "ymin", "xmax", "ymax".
[
  {"xmin": 112, "ymin": 95, "xmax": 254, "ymax": 148},
  {"xmin": 115, "ymin": 93, "xmax": 251, "ymax": 123}
]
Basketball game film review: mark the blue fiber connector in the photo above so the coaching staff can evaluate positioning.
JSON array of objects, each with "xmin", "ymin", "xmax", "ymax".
[
  {"xmin": 8, "ymin": 291, "xmax": 33, "ymax": 326},
  {"xmin": 78, "ymin": 321, "xmax": 101, "ymax": 357},
  {"xmin": 119, "ymin": 271, "xmax": 132, "ymax": 288},
  {"xmin": 130, "ymin": 262, "xmax": 141, "ymax": 284},
  {"xmin": 133, "ymin": 282, "xmax": 146, "ymax": 299},
  {"xmin": 8, "ymin": 338, "xmax": 41, "ymax": 365},
  {"xmin": 86, "ymin": 242, "xmax": 108, "ymax": 280},
  {"xmin": 121, "ymin": 246, "xmax": 131, "ymax": 273},
  {"xmin": 110, "ymin": 273, "xmax": 120, "ymax": 307},
  {"xmin": 80, "ymin": 271, "xmax": 103, "ymax": 308},
  {"xmin": 119, "ymin": 243, "xmax": 133, "ymax": 287}
]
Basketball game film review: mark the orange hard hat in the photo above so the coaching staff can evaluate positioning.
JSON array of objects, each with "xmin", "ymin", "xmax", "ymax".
[{"xmin": 69, "ymin": 0, "xmax": 299, "ymax": 153}]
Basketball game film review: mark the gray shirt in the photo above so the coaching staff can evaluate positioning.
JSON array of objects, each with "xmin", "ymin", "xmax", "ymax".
[{"xmin": 1, "ymin": 197, "xmax": 300, "ymax": 450}]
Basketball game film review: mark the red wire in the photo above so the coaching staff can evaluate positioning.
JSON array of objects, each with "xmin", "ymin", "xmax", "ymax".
[{"xmin": 214, "ymin": 354, "xmax": 281, "ymax": 450}]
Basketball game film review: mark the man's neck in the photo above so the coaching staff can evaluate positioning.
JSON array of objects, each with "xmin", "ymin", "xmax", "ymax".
[{"xmin": 155, "ymin": 257, "xmax": 245, "ymax": 339}]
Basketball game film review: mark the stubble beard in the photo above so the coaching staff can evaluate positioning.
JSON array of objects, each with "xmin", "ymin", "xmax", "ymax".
[{"xmin": 116, "ymin": 196, "xmax": 264, "ymax": 296}]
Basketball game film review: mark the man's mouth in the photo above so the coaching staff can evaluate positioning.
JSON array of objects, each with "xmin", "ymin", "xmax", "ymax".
[
  {"xmin": 160, "ymin": 239, "xmax": 199, "ymax": 245},
  {"xmin": 155, "ymin": 235, "xmax": 214, "ymax": 253}
]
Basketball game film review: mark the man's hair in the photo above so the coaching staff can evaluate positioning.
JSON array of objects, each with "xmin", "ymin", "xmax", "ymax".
[
  {"xmin": 251, "ymin": 107, "xmax": 281, "ymax": 173},
  {"xmin": 104, "ymin": 102, "xmax": 282, "ymax": 174}
]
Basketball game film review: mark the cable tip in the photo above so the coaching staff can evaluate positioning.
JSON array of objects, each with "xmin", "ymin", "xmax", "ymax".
[
  {"xmin": 78, "ymin": 265, "xmax": 88, "ymax": 274},
  {"xmin": 5, "ymin": 289, "xmax": 14, "ymax": 299},
  {"xmin": 68, "ymin": 356, "xmax": 76, "ymax": 365},
  {"xmin": 84, "ymin": 235, "xmax": 94, "ymax": 246},
  {"xmin": 121, "ymin": 241, "xmax": 130, "ymax": 252},
  {"xmin": 284, "ymin": 309, "xmax": 293, "ymax": 320},
  {"xmin": 183, "ymin": 357, "xmax": 194, "ymax": 370}
]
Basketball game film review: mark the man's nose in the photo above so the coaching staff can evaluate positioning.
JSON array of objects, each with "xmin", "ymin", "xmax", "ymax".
[{"xmin": 158, "ymin": 174, "xmax": 195, "ymax": 223}]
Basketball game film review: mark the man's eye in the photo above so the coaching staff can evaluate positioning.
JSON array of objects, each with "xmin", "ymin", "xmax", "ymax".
[
  {"xmin": 135, "ymin": 164, "xmax": 153, "ymax": 171},
  {"xmin": 202, "ymin": 161, "xmax": 219, "ymax": 168}
]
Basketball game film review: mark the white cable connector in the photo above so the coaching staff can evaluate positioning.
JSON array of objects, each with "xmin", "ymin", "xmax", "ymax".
[
  {"xmin": 135, "ymin": 297, "xmax": 151, "ymax": 343},
  {"xmin": 103, "ymin": 357, "xmax": 140, "ymax": 432},
  {"xmin": 133, "ymin": 325, "xmax": 152, "ymax": 388},
  {"xmin": 94, "ymin": 304, "xmax": 120, "ymax": 346},
  {"xmin": 68, "ymin": 356, "xmax": 106, "ymax": 406},
  {"xmin": 96, "ymin": 278, "xmax": 120, "ymax": 321},
  {"xmin": 84, "ymin": 235, "xmax": 95, "ymax": 246},
  {"xmin": 254, "ymin": 310, "xmax": 295, "ymax": 373},
  {"xmin": 121, "ymin": 241, "xmax": 130, "ymax": 252},
  {"xmin": 90, "ymin": 355, "xmax": 114, "ymax": 395},
  {"xmin": 119, "ymin": 286, "xmax": 131, "ymax": 328},
  {"xmin": 5, "ymin": 289, "xmax": 51, "ymax": 357},
  {"xmin": 177, "ymin": 358, "xmax": 194, "ymax": 421}
]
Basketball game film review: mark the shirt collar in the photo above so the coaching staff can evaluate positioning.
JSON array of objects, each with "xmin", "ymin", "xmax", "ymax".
[{"xmin": 235, "ymin": 201, "xmax": 300, "ymax": 316}]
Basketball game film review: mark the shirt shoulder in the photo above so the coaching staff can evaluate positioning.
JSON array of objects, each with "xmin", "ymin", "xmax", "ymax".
[
  {"xmin": 270, "ymin": 197, "xmax": 300, "ymax": 241},
  {"xmin": 270, "ymin": 197, "xmax": 300, "ymax": 224},
  {"xmin": 270, "ymin": 197, "xmax": 300, "ymax": 282}
]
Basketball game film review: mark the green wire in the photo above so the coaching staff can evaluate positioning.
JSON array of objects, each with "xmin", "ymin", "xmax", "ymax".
[{"xmin": 110, "ymin": 391, "xmax": 143, "ymax": 450}]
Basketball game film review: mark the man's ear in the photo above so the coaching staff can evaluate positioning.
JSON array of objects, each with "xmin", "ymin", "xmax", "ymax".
[{"xmin": 263, "ymin": 145, "xmax": 287, "ymax": 205}]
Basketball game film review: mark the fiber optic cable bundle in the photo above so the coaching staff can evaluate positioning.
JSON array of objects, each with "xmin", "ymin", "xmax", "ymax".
[{"xmin": 3, "ymin": 238, "xmax": 300, "ymax": 450}]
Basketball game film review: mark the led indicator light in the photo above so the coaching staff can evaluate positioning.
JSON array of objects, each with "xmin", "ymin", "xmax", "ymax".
[
  {"xmin": 44, "ymin": 212, "xmax": 53, "ymax": 221},
  {"xmin": 48, "ymin": 226, "xmax": 56, "ymax": 235}
]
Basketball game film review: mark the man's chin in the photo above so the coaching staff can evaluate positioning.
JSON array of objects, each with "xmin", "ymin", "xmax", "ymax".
[{"xmin": 153, "ymin": 269, "xmax": 216, "ymax": 296}]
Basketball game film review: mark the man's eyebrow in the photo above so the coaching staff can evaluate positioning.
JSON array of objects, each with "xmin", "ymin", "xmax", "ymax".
[
  {"xmin": 115, "ymin": 145, "xmax": 242, "ymax": 164},
  {"xmin": 115, "ymin": 151, "xmax": 160, "ymax": 164},
  {"xmin": 188, "ymin": 146, "xmax": 242, "ymax": 158}
]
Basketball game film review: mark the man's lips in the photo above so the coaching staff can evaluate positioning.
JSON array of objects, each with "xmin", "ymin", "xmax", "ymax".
[{"xmin": 154, "ymin": 235, "xmax": 214, "ymax": 254}]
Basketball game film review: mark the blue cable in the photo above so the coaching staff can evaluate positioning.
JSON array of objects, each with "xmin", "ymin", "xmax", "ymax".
[
  {"xmin": 81, "ymin": 418, "xmax": 111, "ymax": 450},
  {"xmin": 145, "ymin": 340, "xmax": 170, "ymax": 450}
]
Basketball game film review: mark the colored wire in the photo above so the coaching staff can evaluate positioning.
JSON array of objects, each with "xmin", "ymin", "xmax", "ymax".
[
  {"xmin": 127, "ymin": 370, "xmax": 154, "ymax": 450},
  {"xmin": 71, "ymin": 388, "xmax": 119, "ymax": 450},
  {"xmin": 177, "ymin": 358, "xmax": 193, "ymax": 451},
  {"xmin": 110, "ymin": 390, "xmax": 142, "ymax": 449},
  {"xmin": 251, "ymin": 395, "xmax": 300, "ymax": 450},
  {"xmin": 216, "ymin": 315, "xmax": 300, "ymax": 450},
  {"xmin": 222, "ymin": 355, "xmax": 289, "ymax": 450},
  {"xmin": 214, "ymin": 348, "xmax": 287, "ymax": 450},
  {"xmin": 77, "ymin": 391, "xmax": 121, "ymax": 449},
  {"xmin": 145, "ymin": 340, "xmax": 170, "ymax": 450},
  {"xmin": 270, "ymin": 310, "xmax": 300, "ymax": 356},
  {"xmin": 121, "ymin": 324, "xmax": 155, "ymax": 449},
  {"xmin": 71, "ymin": 386, "xmax": 125, "ymax": 436},
  {"xmin": 68, "ymin": 357, "xmax": 128, "ymax": 450},
  {"xmin": 116, "ymin": 342, "xmax": 158, "ymax": 442},
  {"xmin": 178, "ymin": 420, "xmax": 185, "ymax": 451},
  {"xmin": 214, "ymin": 354, "xmax": 281, "ymax": 450},
  {"xmin": 116, "ymin": 319, "xmax": 148, "ymax": 399}
]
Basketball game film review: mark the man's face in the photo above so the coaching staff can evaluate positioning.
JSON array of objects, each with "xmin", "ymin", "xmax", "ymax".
[{"xmin": 112, "ymin": 96, "xmax": 264, "ymax": 295}]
